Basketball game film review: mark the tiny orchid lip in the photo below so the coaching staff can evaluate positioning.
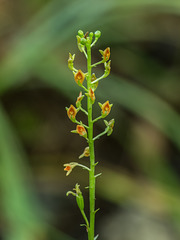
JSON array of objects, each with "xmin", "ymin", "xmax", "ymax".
[
  {"xmin": 64, "ymin": 163, "xmax": 78, "ymax": 176},
  {"xmin": 64, "ymin": 164, "xmax": 73, "ymax": 176}
]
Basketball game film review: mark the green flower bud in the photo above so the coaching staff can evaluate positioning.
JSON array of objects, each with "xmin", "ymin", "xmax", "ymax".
[
  {"xmin": 76, "ymin": 35, "xmax": 85, "ymax": 52},
  {"xmin": 76, "ymin": 193, "xmax": 84, "ymax": 211},
  {"xmin": 95, "ymin": 30, "xmax": 101, "ymax": 39},
  {"xmin": 80, "ymin": 38, "xmax": 87, "ymax": 45},
  {"xmin": 89, "ymin": 32, "xmax": 94, "ymax": 38},
  {"xmin": 74, "ymin": 184, "xmax": 84, "ymax": 211},
  {"xmin": 68, "ymin": 53, "xmax": 75, "ymax": 71},
  {"xmin": 78, "ymin": 30, "xmax": 84, "ymax": 37}
]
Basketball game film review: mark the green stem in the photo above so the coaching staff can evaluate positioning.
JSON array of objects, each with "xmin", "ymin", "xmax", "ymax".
[
  {"xmin": 81, "ymin": 210, "xmax": 89, "ymax": 230},
  {"xmin": 75, "ymin": 120, "xmax": 89, "ymax": 129},
  {"xmin": 93, "ymin": 115, "xmax": 103, "ymax": 123},
  {"xmin": 91, "ymin": 73, "xmax": 105, "ymax": 84},
  {"xmin": 77, "ymin": 163, "xmax": 90, "ymax": 171},
  {"xmin": 91, "ymin": 60, "xmax": 104, "ymax": 68},
  {"xmin": 79, "ymin": 106, "xmax": 88, "ymax": 116},
  {"xmin": 93, "ymin": 128, "xmax": 108, "ymax": 141},
  {"xmin": 83, "ymin": 48, "xmax": 88, "ymax": 59},
  {"xmin": 86, "ymin": 40, "xmax": 95, "ymax": 240},
  {"xmin": 81, "ymin": 84, "xmax": 88, "ymax": 92}
]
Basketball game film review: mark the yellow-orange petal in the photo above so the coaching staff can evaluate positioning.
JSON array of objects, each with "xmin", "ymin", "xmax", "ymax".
[
  {"xmin": 74, "ymin": 70, "xmax": 85, "ymax": 85},
  {"xmin": 103, "ymin": 47, "xmax": 110, "ymax": 61},
  {"xmin": 89, "ymin": 88, "xmax": 95, "ymax": 102},
  {"xmin": 101, "ymin": 101, "xmax": 111, "ymax": 115},
  {"xmin": 76, "ymin": 125, "xmax": 87, "ymax": 136},
  {"xmin": 67, "ymin": 105, "xmax": 77, "ymax": 119}
]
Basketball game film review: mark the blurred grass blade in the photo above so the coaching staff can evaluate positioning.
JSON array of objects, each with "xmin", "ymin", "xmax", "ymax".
[
  {"xmin": 0, "ymin": 102, "xmax": 74, "ymax": 240},
  {"xmin": 0, "ymin": 102, "xmax": 44, "ymax": 239}
]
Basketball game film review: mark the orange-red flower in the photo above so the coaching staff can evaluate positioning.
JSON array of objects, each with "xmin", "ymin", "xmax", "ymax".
[
  {"xmin": 67, "ymin": 105, "xmax": 77, "ymax": 120},
  {"xmin": 64, "ymin": 162, "xmax": 78, "ymax": 176},
  {"xmin": 101, "ymin": 101, "xmax": 111, "ymax": 116},
  {"xmin": 74, "ymin": 70, "xmax": 85, "ymax": 85},
  {"xmin": 76, "ymin": 125, "xmax": 87, "ymax": 137},
  {"xmin": 89, "ymin": 88, "xmax": 95, "ymax": 102},
  {"xmin": 103, "ymin": 47, "xmax": 110, "ymax": 61}
]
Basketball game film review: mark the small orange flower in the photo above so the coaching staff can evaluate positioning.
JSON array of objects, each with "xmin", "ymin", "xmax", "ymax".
[
  {"xmin": 103, "ymin": 47, "xmax": 110, "ymax": 61},
  {"xmin": 64, "ymin": 162, "xmax": 78, "ymax": 176},
  {"xmin": 74, "ymin": 70, "xmax": 85, "ymax": 85},
  {"xmin": 67, "ymin": 105, "xmax": 77, "ymax": 120},
  {"xmin": 89, "ymin": 88, "xmax": 95, "ymax": 102},
  {"xmin": 76, "ymin": 91, "xmax": 84, "ymax": 107},
  {"xmin": 101, "ymin": 101, "xmax": 111, "ymax": 116},
  {"xmin": 76, "ymin": 125, "xmax": 87, "ymax": 137}
]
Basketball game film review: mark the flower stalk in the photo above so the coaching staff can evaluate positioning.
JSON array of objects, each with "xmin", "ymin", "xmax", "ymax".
[{"xmin": 64, "ymin": 30, "xmax": 114, "ymax": 240}]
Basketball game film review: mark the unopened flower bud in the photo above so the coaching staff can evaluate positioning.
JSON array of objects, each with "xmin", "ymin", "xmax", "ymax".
[
  {"xmin": 80, "ymin": 38, "xmax": 87, "ymax": 45},
  {"xmin": 95, "ymin": 30, "xmax": 101, "ymax": 39},
  {"xmin": 66, "ymin": 183, "xmax": 85, "ymax": 212},
  {"xmin": 89, "ymin": 32, "xmax": 94, "ymax": 39},
  {"xmin": 76, "ymin": 35, "xmax": 85, "ymax": 52},
  {"xmin": 78, "ymin": 30, "xmax": 84, "ymax": 37},
  {"xmin": 74, "ymin": 184, "xmax": 84, "ymax": 211}
]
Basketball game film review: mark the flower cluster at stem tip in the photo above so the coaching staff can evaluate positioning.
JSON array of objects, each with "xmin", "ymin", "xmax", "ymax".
[
  {"xmin": 64, "ymin": 30, "xmax": 115, "ymax": 236},
  {"xmin": 65, "ymin": 29, "xmax": 114, "ymax": 175}
]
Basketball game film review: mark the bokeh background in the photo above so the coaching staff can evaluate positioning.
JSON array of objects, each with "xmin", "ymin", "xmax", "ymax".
[{"xmin": 0, "ymin": 0, "xmax": 180, "ymax": 239}]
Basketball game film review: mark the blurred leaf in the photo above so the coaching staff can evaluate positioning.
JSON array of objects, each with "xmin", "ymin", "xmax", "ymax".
[
  {"xmin": 1, "ymin": 0, "xmax": 180, "ymax": 93},
  {"xmin": 35, "ymin": 54, "xmax": 180, "ymax": 152}
]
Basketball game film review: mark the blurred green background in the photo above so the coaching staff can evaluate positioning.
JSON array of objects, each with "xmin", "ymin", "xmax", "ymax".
[{"xmin": 0, "ymin": 0, "xmax": 180, "ymax": 239}]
